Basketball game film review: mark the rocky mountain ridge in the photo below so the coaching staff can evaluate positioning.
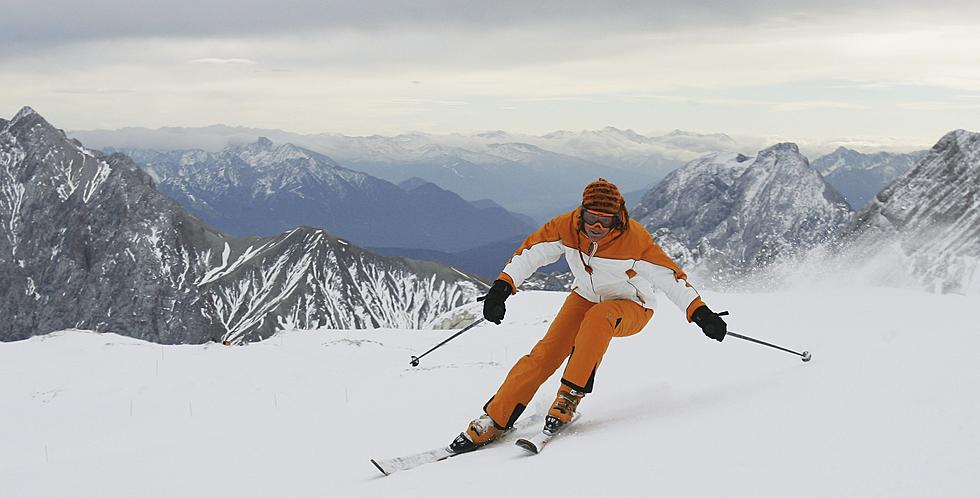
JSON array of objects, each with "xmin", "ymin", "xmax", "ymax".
[
  {"xmin": 839, "ymin": 129, "xmax": 980, "ymax": 293},
  {"xmin": 633, "ymin": 144, "xmax": 853, "ymax": 282}
]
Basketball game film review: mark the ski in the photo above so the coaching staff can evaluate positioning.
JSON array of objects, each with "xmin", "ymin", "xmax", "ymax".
[
  {"xmin": 515, "ymin": 412, "xmax": 581, "ymax": 454},
  {"xmin": 371, "ymin": 446, "xmax": 456, "ymax": 476},
  {"xmin": 372, "ymin": 416, "xmax": 544, "ymax": 475},
  {"xmin": 371, "ymin": 431, "xmax": 503, "ymax": 476}
]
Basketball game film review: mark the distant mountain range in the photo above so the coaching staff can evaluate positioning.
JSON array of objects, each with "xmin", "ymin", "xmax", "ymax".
[
  {"xmin": 1, "ymin": 108, "xmax": 485, "ymax": 344},
  {"xmin": 70, "ymin": 126, "xmax": 742, "ymax": 221},
  {"xmin": 812, "ymin": 147, "xmax": 926, "ymax": 210},
  {"xmin": 107, "ymin": 140, "xmax": 536, "ymax": 253}
]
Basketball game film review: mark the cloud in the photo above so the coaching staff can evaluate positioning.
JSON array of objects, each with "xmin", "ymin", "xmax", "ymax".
[
  {"xmin": 2, "ymin": 1, "xmax": 978, "ymax": 142},
  {"xmin": 189, "ymin": 58, "xmax": 257, "ymax": 65},
  {"xmin": 388, "ymin": 98, "xmax": 470, "ymax": 107},
  {"xmin": 52, "ymin": 88, "xmax": 136, "ymax": 95},
  {"xmin": 773, "ymin": 101, "xmax": 870, "ymax": 112},
  {"xmin": 4, "ymin": 0, "xmax": 979, "ymax": 51},
  {"xmin": 897, "ymin": 101, "xmax": 980, "ymax": 111}
]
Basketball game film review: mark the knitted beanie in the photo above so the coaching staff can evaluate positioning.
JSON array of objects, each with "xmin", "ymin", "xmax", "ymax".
[
  {"xmin": 582, "ymin": 178, "xmax": 624, "ymax": 215},
  {"xmin": 581, "ymin": 178, "xmax": 629, "ymax": 228}
]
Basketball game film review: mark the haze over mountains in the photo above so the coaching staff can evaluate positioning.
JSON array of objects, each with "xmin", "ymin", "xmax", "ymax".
[{"xmin": 1, "ymin": 108, "xmax": 484, "ymax": 344}]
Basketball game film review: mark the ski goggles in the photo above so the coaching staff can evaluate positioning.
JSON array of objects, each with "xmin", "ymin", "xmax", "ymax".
[{"xmin": 581, "ymin": 208, "xmax": 619, "ymax": 229}]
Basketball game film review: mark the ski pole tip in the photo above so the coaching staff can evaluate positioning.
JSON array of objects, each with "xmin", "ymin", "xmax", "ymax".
[
  {"xmin": 409, "ymin": 356, "xmax": 420, "ymax": 367},
  {"xmin": 801, "ymin": 351, "xmax": 812, "ymax": 362}
]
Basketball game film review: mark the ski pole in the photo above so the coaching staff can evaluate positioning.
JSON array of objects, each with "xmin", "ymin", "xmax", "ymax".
[
  {"xmin": 410, "ymin": 318, "xmax": 486, "ymax": 367},
  {"xmin": 727, "ymin": 331, "xmax": 811, "ymax": 362},
  {"xmin": 718, "ymin": 312, "xmax": 812, "ymax": 362}
]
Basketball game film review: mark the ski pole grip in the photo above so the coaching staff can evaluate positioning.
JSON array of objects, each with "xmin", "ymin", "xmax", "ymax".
[{"xmin": 718, "ymin": 311, "xmax": 730, "ymax": 316}]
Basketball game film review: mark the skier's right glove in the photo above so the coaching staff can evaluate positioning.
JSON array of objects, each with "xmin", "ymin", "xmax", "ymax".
[
  {"xmin": 478, "ymin": 279, "xmax": 512, "ymax": 325},
  {"xmin": 691, "ymin": 305, "xmax": 727, "ymax": 342}
]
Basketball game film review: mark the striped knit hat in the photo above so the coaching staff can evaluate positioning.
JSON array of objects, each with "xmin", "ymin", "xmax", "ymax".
[{"xmin": 581, "ymin": 178, "xmax": 629, "ymax": 228}]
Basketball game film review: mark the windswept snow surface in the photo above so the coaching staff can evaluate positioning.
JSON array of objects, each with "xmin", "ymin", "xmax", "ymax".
[{"xmin": 2, "ymin": 288, "xmax": 977, "ymax": 497}]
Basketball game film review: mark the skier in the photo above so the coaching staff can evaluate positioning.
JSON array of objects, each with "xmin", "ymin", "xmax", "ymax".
[{"xmin": 450, "ymin": 178, "xmax": 728, "ymax": 452}]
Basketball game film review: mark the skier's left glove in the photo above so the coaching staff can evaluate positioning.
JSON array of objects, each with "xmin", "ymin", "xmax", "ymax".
[
  {"xmin": 691, "ymin": 305, "xmax": 727, "ymax": 342},
  {"xmin": 478, "ymin": 279, "xmax": 512, "ymax": 325}
]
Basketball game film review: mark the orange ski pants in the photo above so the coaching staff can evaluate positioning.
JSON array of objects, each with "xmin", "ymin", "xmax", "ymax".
[{"xmin": 484, "ymin": 291, "xmax": 653, "ymax": 428}]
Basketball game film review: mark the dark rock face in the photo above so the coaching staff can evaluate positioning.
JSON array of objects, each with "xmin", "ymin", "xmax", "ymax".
[
  {"xmin": 841, "ymin": 130, "xmax": 980, "ymax": 293},
  {"xmin": 0, "ymin": 108, "xmax": 484, "ymax": 343},
  {"xmin": 633, "ymin": 144, "xmax": 853, "ymax": 280},
  {"xmin": 111, "ymin": 141, "xmax": 534, "ymax": 253},
  {"xmin": 812, "ymin": 147, "xmax": 926, "ymax": 210}
]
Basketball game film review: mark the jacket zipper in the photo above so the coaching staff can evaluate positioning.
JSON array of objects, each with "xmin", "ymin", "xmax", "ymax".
[{"xmin": 587, "ymin": 241, "xmax": 598, "ymax": 299}]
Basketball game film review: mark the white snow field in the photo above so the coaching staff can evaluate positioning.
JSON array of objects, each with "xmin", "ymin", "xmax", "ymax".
[{"xmin": 2, "ymin": 287, "xmax": 978, "ymax": 498}]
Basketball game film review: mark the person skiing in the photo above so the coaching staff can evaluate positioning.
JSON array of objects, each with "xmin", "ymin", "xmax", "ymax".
[{"xmin": 449, "ymin": 178, "xmax": 728, "ymax": 453}]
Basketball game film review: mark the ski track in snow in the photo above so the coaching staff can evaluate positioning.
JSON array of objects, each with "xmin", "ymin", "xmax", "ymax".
[{"xmin": 1, "ymin": 288, "xmax": 978, "ymax": 498}]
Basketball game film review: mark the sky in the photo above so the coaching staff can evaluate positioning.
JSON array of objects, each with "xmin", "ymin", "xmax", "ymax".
[{"xmin": 2, "ymin": 0, "xmax": 979, "ymax": 149}]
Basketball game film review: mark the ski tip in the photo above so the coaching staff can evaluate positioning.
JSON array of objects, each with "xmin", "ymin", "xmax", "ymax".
[
  {"xmin": 370, "ymin": 459, "xmax": 390, "ymax": 476},
  {"xmin": 515, "ymin": 438, "xmax": 539, "ymax": 454}
]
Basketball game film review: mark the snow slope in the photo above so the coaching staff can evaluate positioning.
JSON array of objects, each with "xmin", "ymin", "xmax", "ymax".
[{"xmin": 2, "ymin": 287, "xmax": 977, "ymax": 497}]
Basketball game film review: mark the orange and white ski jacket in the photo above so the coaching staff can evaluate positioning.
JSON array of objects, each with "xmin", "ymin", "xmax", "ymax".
[{"xmin": 498, "ymin": 210, "xmax": 705, "ymax": 320}]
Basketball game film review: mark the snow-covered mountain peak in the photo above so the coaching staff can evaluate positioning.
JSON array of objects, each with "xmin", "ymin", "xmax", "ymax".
[
  {"xmin": 936, "ymin": 128, "xmax": 979, "ymax": 151},
  {"xmin": 634, "ymin": 143, "xmax": 851, "ymax": 279},
  {"xmin": 11, "ymin": 106, "xmax": 39, "ymax": 125},
  {"xmin": 597, "ymin": 126, "xmax": 647, "ymax": 142},
  {"xmin": 759, "ymin": 142, "xmax": 801, "ymax": 156},
  {"xmin": 541, "ymin": 129, "xmax": 577, "ymax": 140},
  {"xmin": 233, "ymin": 138, "xmax": 322, "ymax": 168},
  {"xmin": 6, "ymin": 106, "xmax": 57, "ymax": 138},
  {"xmin": 486, "ymin": 142, "xmax": 549, "ymax": 155},
  {"xmin": 475, "ymin": 130, "xmax": 511, "ymax": 140}
]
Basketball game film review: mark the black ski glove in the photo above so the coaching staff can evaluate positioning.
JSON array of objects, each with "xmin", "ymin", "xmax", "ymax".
[
  {"xmin": 478, "ymin": 279, "xmax": 512, "ymax": 325},
  {"xmin": 691, "ymin": 305, "xmax": 727, "ymax": 342}
]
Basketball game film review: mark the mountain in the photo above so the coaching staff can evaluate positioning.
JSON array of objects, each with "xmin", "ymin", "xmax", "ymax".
[
  {"xmin": 335, "ymin": 138, "xmax": 657, "ymax": 221},
  {"xmin": 633, "ymin": 144, "xmax": 853, "ymax": 280},
  {"xmin": 839, "ymin": 130, "xmax": 980, "ymax": 293},
  {"xmin": 812, "ymin": 147, "xmax": 926, "ymax": 210},
  {"xmin": 0, "ymin": 107, "xmax": 484, "ymax": 344},
  {"xmin": 111, "ymin": 141, "xmax": 535, "ymax": 252},
  {"xmin": 70, "ymin": 126, "xmax": 735, "ymax": 221}
]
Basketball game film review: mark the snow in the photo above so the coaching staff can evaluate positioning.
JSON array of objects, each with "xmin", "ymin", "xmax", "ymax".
[
  {"xmin": 81, "ymin": 159, "xmax": 112, "ymax": 203},
  {"xmin": 2, "ymin": 287, "xmax": 977, "ymax": 497}
]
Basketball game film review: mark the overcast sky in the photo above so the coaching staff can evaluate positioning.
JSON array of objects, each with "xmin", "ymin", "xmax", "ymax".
[{"xmin": 2, "ymin": 0, "xmax": 978, "ymax": 149}]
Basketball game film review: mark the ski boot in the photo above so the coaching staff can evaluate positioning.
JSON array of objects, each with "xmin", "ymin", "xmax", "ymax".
[
  {"xmin": 449, "ymin": 413, "xmax": 507, "ymax": 453},
  {"xmin": 544, "ymin": 385, "xmax": 584, "ymax": 436}
]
